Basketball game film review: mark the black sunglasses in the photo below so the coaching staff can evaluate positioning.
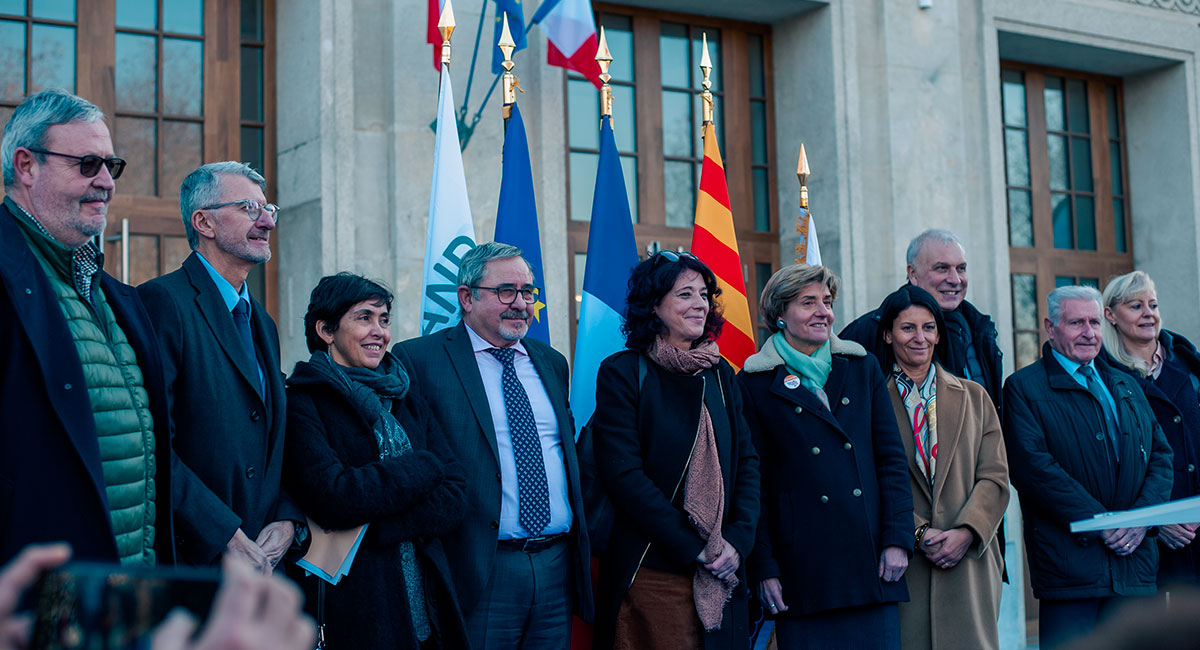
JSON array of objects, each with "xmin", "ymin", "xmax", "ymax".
[
  {"xmin": 651, "ymin": 249, "xmax": 698, "ymax": 268},
  {"xmin": 26, "ymin": 148, "xmax": 127, "ymax": 179}
]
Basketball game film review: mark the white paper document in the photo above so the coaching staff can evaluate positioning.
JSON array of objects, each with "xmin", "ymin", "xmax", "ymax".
[{"xmin": 1070, "ymin": 495, "xmax": 1200, "ymax": 533}]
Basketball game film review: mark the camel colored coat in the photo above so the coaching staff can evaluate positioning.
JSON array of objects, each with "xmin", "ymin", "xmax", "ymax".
[{"xmin": 889, "ymin": 365, "xmax": 1009, "ymax": 650}]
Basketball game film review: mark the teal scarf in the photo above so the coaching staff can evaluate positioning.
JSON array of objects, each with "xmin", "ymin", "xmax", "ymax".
[{"xmin": 772, "ymin": 333, "xmax": 833, "ymax": 407}]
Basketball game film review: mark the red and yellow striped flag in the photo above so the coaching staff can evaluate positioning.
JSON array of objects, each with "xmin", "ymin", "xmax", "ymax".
[{"xmin": 691, "ymin": 122, "xmax": 756, "ymax": 371}]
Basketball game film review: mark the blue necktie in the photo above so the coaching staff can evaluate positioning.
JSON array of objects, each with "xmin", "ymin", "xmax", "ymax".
[
  {"xmin": 1078, "ymin": 365, "xmax": 1119, "ymax": 461},
  {"xmin": 488, "ymin": 347, "xmax": 551, "ymax": 535},
  {"xmin": 232, "ymin": 300, "xmax": 264, "ymax": 395}
]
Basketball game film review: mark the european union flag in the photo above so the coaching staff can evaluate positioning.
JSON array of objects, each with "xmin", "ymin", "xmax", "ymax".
[
  {"xmin": 492, "ymin": 0, "xmax": 527, "ymax": 74},
  {"xmin": 494, "ymin": 103, "xmax": 549, "ymax": 343}
]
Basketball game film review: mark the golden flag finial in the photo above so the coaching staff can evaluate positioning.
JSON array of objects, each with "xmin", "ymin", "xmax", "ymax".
[
  {"xmin": 699, "ymin": 32, "xmax": 714, "ymax": 125},
  {"xmin": 438, "ymin": 0, "xmax": 456, "ymax": 66},
  {"xmin": 596, "ymin": 26, "xmax": 614, "ymax": 120},
  {"xmin": 797, "ymin": 144, "xmax": 811, "ymax": 210},
  {"xmin": 499, "ymin": 12, "xmax": 521, "ymax": 113}
]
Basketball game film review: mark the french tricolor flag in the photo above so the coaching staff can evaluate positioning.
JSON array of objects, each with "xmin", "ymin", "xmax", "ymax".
[{"xmin": 532, "ymin": 0, "xmax": 603, "ymax": 88}]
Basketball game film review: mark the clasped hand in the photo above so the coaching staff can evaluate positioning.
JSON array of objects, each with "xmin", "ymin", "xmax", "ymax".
[
  {"xmin": 919, "ymin": 527, "xmax": 973, "ymax": 570},
  {"xmin": 696, "ymin": 540, "xmax": 740, "ymax": 582}
]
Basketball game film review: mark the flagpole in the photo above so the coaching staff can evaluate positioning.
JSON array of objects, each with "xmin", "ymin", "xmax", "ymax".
[
  {"xmin": 438, "ymin": 0, "xmax": 456, "ymax": 74},
  {"xmin": 596, "ymin": 27, "xmax": 613, "ymax": 124},
  {"xmin": 795, "ymin": 144, "xmax": 811, "ymax": 264},
  {"xmin": 699, "ymin": 32, "xmax": 713, "ymax": 129},
  {"xmin": 498, "ymin": 12, "xmax": 519, "ymax": 126}
]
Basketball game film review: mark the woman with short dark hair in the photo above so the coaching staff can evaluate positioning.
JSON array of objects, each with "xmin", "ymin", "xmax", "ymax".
[
  {"xmin": 877, "ymin": 285, "xmax": 1008, "ymax": 650},
  {"xmin": 284, "ymin": 272, "xmax": 469, "ymax": 649},
  {"xmin": 591, "ymin": 251, "xmax": 760, "ymax": 650},
  {"xmin": 739, "ymin": 263, "xmax": 912, "ymax": 650}
]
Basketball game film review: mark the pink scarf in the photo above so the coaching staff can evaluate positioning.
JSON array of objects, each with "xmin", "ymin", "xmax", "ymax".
[{"xmin": 648, "ymin": 337, "xmax": 736, "ymax": 631}]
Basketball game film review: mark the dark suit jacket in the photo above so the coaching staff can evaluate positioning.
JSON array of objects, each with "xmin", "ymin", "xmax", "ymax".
[
  {"xmin": 138, "ymin": 252, "xmax": 301, "ymax": 565},
  {"xmin": 0, "ymin": 201, "xmax": 175, "ymax": 565},
  {"xmin": 394, "ymin": 322, "xmax": 594, "ymax": 620}
]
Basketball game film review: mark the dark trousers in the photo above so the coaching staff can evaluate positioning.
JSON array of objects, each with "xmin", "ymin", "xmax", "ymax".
[
  {"xmin": 1039, "ymin": 597, "xmax": 1130, "ymax": 649},
  {"xmin": 465, "ymin": 539, "xmax": 573, "ymax": 650},
  {"xmin": 774, "ymin": 603, "xmax": 899, "ymax": 650}
]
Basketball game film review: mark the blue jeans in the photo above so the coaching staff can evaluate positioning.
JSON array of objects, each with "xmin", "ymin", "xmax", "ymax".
[{"xmin": 465, "ymin": 539, "xmax": 573, "ymax": 650}]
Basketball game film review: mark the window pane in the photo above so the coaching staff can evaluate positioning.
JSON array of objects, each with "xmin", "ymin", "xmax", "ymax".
[
  {"xmin": 1015, "ymin": 332, "xmax": 1039, "ymax": 370},
  {"xmin": 1047, "ymin": 133, "xmax": 1067, "ymax": 191},
  {"xmin": 1007, "ymin": 188, "xmax": 1033, "ymax": 248},
  {"xmin": 1044, "ymin": 76, "xmax": 1065, "ymax": 132},
  {"xmin": 1074, "ymin": 195, "xmax": 1095, "ymax": 251},
  {"xmin": 1113, "ymin": 198, "xmax": 1127, "ymax": 253},
  {"xmin": 1001, "ymin": 70, "xmax": 1026, "ymax": 128},
  {"xmin": 691, "ymin": 29, "xmax": 720, "ymax": 92},
  {"xmin": 748, "ymin": 33, "xmax": 765, "ymax": 97},
  {"xmin": 661, "ymin": 90, "xmax": 692, "ymax": 158},
  {"xmin": 241, "ymin": 125, "xmax": 263, "ymax": 176},
  {"xmin": 241, "ymin": 0, "xmax": 263, "ymax": 40},
  {"xmin": 1080, "ymin": 277, "xmax": 1099, "ymax": 289},
  {"xmin": 664, "ymin": 160, "xmax": 695, "ymax": 228},
  {"xmin": 751, "ymin": 100, "xmax": 767, "ymax": 166},
  {"xmin": 1106, "ymin": 84, "xmax": 1120, "ymax": 139},
  {"xmin": 1066, "ymin": 79, "xmax": 1089, "ymax": 133},
  {"xmin": 601, "ymin": 14, "xmax": 633, "ymax": 83},
  {"xmin": 620, "ymin": 154, "xmax": 638, "ymax": 224},
  {"xmin": 1110, "ymin": 141, "xmax": 1123, "ymax": 196},
  {"xmin": 569, "ymin": 151, "xmax": 598, "ymax": 222},
  {"xmin": 240, "ymin": 45, "xmax": 263, "ymax": 121},
  {"xmin": 116, "ymin": 33, "xmax": 157, "ymax": 112},
  {"xmin": 31, "ymin": 0, "xmax": 72, "ymax": 20},
  {"xmin": 115, "ymin": 116, "xmax": 157, "ymax": 196},
  {"xmin": 660, "ymin": 23, "xmax": 689, "ymax": 88},
  {"xmin": 116, "ymin": 0, "xmax": 156, "ymax": 29},
  {"xmin": 753, "ymin": 167, "xmax": 769, "ymax": 232},
  {"xmin": 1004, "ymin": 128, "xmax": 1029, "ymax": 187},
  {"xmin": 612, "ymin": 84, "xmax": 636, "ymax": 152},
  {"xmin": 1055, "ymin": 276, "xmax": 1075, "ymax": 288},
  {"xmin": 164, "ymin": 38, "xmax": 203, "ymax": 116},
  {"xmin": 1011, "ymin": 273, "xmax": 1037, "ymax": 331},
  {"xmin": 1070, "ymin": 136, "xmax": 1092, "ymax": 192},
  {"xmin": 127, "ymin": 234, "xmax": 160, "ymax": 286},
  {"xmin": 0, "ymin": 20, "xmax": 24, "ymax": 101},
  {"xmin": 161, "ymin": 121, "xmax": 201, "ymax": 196},
  {"xmin": 567, "ymin": 78, "xmax": 599, "ymax": 150},
  {"xmin": 30, "ymin": 24, "xmax": 74, "ymax": 93},
  {"xmin": 163, "ymin": 0, "xmax": 202, "ymax": 35},
  {"xmin": 0, "ymin": 0, "xmax": 22, "ymax": 14},
  {"xmin": 1052, "ymin": 192, "xmax": 1072, "ymax": 249}
]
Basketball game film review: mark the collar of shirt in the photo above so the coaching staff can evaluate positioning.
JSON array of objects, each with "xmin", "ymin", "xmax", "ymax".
[
  {"xmin": 1149, "ymin": 340, "xmax": 1166, "ymax": 380},
  {"xmin": 464, "ymin": 322, "xmax": 529, "ymax": 358},
  {"xmin": 6, "ymin": 196, "xmax": 101, "ymax": 299},
  {"xmin": 195, "ymin": 251, "xmax": 251, "ymax": 313},
  {"xmin": 1050, "ymin": 347, "xmax": 1098, "ymax": 386}
]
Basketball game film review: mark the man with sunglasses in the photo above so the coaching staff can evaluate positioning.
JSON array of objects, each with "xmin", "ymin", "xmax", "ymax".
[
  {"xmin": 395, "ymin": 242, "xmax": 594, "ymax": 649},
  {"xmin": 138, "ymin": 162, "xmax": 303, "ymax": 575},
  {"xmin": 0, "ymin": 89, "xmax": 179, "ymax": 567}
]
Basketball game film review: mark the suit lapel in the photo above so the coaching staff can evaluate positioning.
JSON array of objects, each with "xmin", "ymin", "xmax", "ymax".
[
  {"xmin": 445, "ymin": 324, "xmax": 500, "ymax": 464},
  {"xmin": 182, "ymin": 254, "xmax": 263, "ymax": 400},
  {"xmin": 888, "ymin": 377, "xmax": 932, "ymax": 502},
  {"xmin": 527, "ymin": 342, "xmax": 572, "ymax": 438},
  {"xmin": 248, "ymin": 296, "xmax": 282, "ymax": 445}
]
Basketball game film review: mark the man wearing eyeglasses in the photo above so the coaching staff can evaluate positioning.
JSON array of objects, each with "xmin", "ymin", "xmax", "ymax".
[
  {"xmin": 138, "ymin": 162, "xmax": 303, "ymax": 574},
  {"xmin": 395, "ymin": 242, "xmax": 594, "ymax": 649},
  {"xmin": 0, "ymin": 89, "xmax": 181, "ymax": 567}
]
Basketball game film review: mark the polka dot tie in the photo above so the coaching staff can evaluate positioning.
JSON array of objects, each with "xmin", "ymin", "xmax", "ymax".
[{"xmin": 488, "ymin": 347, "xmax": 551, "ymax": 535}]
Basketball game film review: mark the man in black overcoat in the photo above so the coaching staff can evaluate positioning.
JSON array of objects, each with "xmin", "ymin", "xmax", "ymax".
[
  {"xmin": 394, "ymin": 242, "xmax": 593, "ymax": 650},
  {"xmin": 1003, "ymin": 285, "xmax": 1172, "ymax": 649},
  {"xmin": 139, "ymin": 162, "xmax": 303, "ymax": 571},
  {"xmin": 0, "ymin": 90, "xmax": 176, "ymax": 565}
]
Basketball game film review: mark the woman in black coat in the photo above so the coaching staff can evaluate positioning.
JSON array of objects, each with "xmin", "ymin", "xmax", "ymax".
[
  {"xmin": 283, "ymin": 273, "xmax": 469, "ymax": 650},
  {"xmin": 738, "ymin": 264, "xmax": 913, "ymax": 650},
  {"xmin": 1102, "ymin": 270, "xmax": 1200, "ymax": 588},
  {"xmin": 592, "ymin": 251, "xmax": 760, "ymax": 650}
]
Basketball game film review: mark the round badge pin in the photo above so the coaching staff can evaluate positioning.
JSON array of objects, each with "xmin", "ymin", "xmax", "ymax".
[{"xmin": 783, "ymin": 374, "xmax": 801, "ymax": 390}]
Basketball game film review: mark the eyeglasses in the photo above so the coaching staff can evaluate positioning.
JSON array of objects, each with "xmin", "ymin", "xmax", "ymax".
[
  {"xmin": 26, "ymin": 148, "xmax": 127, "ymax": 179},
  {"xmin": 200, "ymin": 199, "xmax": 280, "ymax": 223},
  {"xmin": 651, "ymin": 249, "xmax": 698, "ymax": 268},
  {"xmin": 472, "ymin": 284, "xmax": 540, "ymax": 304}
]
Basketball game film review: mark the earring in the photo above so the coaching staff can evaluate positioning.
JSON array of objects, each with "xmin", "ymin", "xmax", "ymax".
[{"xmin": 776, "ymin": 319, "xmax": 787, "ymax": 330}]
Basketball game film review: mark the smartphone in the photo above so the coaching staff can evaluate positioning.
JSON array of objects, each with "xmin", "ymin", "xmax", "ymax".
[{"xmin": 31, "ymin": 562, "xmax": 220, "ymax": 650}]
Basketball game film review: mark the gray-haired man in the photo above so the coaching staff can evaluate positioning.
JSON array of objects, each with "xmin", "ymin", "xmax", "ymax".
[
  {"xmin": 138, "ymin": 162, "xmax": 302, "ymax": 572},
  {"xmin": 1002, "ymin": 285, "xmax": 1172, "ymax": 648}
]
